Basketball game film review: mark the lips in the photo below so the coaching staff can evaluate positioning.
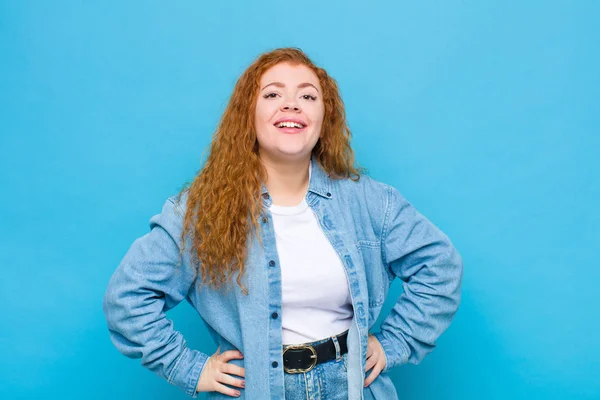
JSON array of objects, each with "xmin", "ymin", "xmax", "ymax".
[
  {"xmin": 274, "ymin": 117, "xmax": 307, "ymax": 127},
  {"xmin": 273, "ymin": 117, "xmax": 307, "ymax": 134}
]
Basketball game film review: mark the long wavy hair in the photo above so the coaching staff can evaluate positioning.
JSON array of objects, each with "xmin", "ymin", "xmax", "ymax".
[{"xmin": 176, "ymin": 47, "xmax": 363, "ymax": 294}]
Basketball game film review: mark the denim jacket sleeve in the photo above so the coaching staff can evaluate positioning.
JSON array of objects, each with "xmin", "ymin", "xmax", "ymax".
[
  {"xmin": 102, "ymin": 196, "xmax": 209, "ymax": 397},
  {"xmin": 373, "ymin": 186, "xmax": 463, "ymax": 373}
]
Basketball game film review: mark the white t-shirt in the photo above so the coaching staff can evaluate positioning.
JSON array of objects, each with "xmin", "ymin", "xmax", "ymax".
[{"xmin": 269, "ymin": 185, "xmax": 354, "ymax": 345}]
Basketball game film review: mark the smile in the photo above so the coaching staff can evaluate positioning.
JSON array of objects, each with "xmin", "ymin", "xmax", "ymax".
[
  {"xmin": 276, "ymin": 121, "xmax": 305, "ymax": 128},
  {"xmin": 273, "ymin": 118, "xmax": 308, "ymax": 134}
]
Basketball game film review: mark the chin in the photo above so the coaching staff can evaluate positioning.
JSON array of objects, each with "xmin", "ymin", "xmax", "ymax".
[{"xmin": 276, "ymin": 149, "xmax": 312, "ymax": 160}]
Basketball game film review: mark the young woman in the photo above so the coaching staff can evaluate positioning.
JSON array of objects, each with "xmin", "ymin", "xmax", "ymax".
[{"xmin": 103, "ymin": 47, "xmax": 463, "ymax": 399}]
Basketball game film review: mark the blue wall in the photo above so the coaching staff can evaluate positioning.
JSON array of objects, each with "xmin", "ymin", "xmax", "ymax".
[{"xmin": 1, "ymin": 1, "xmax": 598, "ymax": 399}]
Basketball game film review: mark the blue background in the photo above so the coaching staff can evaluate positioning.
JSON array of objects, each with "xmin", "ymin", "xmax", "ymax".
[{"xmin": 1, "ymin": 1, "xmax": 598, "ymax": 399}]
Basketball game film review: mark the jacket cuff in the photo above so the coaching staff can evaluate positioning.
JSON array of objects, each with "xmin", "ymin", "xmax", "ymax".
[
  {"xmin": 373, "ymin": 331, "xmax": 409, "ymax": 373},
  {"xmin": 167, "ymin": 347, "xmax": 210, "ymax": 397}
]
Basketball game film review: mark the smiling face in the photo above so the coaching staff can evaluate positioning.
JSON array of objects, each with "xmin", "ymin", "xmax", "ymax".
[{"xmin": 254, "ymin": 62, "xmax": 325, "ymax": 165}]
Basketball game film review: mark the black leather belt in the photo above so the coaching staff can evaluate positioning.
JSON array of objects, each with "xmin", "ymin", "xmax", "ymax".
[{"xmin": 282, "ymin": 330, "xmax": 349, "ymax": 374}]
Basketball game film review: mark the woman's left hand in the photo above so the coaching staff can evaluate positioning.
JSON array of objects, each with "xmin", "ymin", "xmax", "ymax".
[{"xmin": 364, "ymin": 334, "xmax": 387, "ymax": 388}]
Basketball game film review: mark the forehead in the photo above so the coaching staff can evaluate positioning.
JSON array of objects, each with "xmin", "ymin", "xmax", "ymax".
[{"xmin": 260, "ymin": 62, "xmax": 321, "ymax": 90}]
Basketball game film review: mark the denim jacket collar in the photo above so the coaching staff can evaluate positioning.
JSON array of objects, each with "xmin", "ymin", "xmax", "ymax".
[{"xmin": 260, "ymin": 156, "xmax": 332, "ymax": 207}]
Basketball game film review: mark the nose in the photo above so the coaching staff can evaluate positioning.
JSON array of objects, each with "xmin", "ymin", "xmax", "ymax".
[{"xmin": 281, "ymin": 99, "xmax": 301, "ymax": 112}]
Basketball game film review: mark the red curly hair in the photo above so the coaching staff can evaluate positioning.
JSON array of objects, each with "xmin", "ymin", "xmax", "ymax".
[{"xmin": 177, "ymin": 47, "xmax": 363, "ymax": 294}]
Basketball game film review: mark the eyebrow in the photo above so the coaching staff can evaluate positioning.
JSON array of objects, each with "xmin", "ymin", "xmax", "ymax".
[{"xmin": 261, "ymin": 82, "xmax": 320, "ymax": 93}]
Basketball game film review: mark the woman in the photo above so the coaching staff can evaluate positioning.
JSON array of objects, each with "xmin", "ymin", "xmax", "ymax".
[{"xmin": 103, "ymin": 47, "xmax": 463, "ymax": 399}]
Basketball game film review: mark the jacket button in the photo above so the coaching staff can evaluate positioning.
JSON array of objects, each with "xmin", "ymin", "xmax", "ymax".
[
  {"xmin": 272, "ymin": 361, "xmax": 278, "ymax": 368},
  {"xmin": 262, "ymin": 216, "xmax": 268, "ymax": 223},
  {"xmin": 326, "ymin": 192, "xmax": 331, "ymax": 197},
  {"xmin": 269, "ymin": 260, "xmax": 275, "ymax": 267},
  {"xmin": 271, "ymin": 312, "xmax": 278, "ymax": 319},
  {"xmin": 262, "ymin": 193, "xmax": 270, "ymax": 199}
]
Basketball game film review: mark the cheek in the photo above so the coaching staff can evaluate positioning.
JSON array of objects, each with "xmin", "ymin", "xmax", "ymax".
[
  {"xmin": 310, "ymin": 105, "xmax": 325, "ymax": 131},
  {"xmin": 255, "ymin": 103, "xmax": 265, "ymax": 123},
  {"xmin": 256, "ymin": 100, "xmax": 278, "ymax": 123},
  {"xmin": 255, "ymin": 104, "xmax": 274, "ymax": 141}
]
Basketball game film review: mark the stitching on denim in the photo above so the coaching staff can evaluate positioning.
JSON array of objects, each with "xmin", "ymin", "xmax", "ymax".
[
  {"xmin": 380, "ymin": 186, "xmax": 393, "ymax": 266},
  {"xmin": 318, "ymin": 366, "xmax": 325, "ymax": 399},
  {"xmin": 368, "ymin": 298, "xmax": 385, "ymax": 307},
  {"xmin": 168, "ymin": 346, "xmax": 187, "ymax": 384},
  {"xmin": 303, "ymin": 372, "xmax": 310, "ymax": 400},
  {"xmin": 356, "ymin": 240, "xmax": 380, "ymax": 249}
]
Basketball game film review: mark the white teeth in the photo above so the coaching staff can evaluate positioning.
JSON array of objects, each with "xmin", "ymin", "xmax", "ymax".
[{"xmin": 277, "ymin": 121, "xmax": 304, "ymax": 128}]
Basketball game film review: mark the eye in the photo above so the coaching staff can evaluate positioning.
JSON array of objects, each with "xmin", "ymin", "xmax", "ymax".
[
  {"xmin": 263, "ymin": 92, "xmax": 279, "ymax": 99},
  {"xmin": 302, "ymin": 94, "xmax": 317, "ymax": 101}
]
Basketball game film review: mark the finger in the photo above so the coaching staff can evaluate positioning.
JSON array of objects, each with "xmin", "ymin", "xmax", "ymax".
[
  {"xmin": 220, "ymin": 350, "xmax": 244, "ymax": 362},
  {"xmin": 364, "ymin": 355, "xmax": 377, "ymax": 372},
  {"xmin": 222, "ymin": 363, "xmax": 246, "ymax": 378},
  {"xmin": 364, "ymin": 365, "xmax": 382, "ymax": 388},
  {"xmin": 378, "ymin": 356, "xmax": 387, "ymax": 370},
  {"xmin": 217, "ymin": 372, "xmax": 245, "ymax": 389},
  {"xmin": 214, "ymin": 382, "xmax": 241, "ymax": 397}
]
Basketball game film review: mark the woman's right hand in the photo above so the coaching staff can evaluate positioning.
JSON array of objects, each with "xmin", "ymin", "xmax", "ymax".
[{"xmin": 196, "ymin": 347, "xmax": 246, "ymax": 397}]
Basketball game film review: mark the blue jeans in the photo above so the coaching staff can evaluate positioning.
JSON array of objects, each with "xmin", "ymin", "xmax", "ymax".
[{"xmin": 283, "ymin": 336, "xmax": 349, "ymax": 400}]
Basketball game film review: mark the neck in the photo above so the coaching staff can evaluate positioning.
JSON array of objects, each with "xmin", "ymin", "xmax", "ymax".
[{"xmin": 261, "ymin": 155, "xmax": 310, "ymax": 206}]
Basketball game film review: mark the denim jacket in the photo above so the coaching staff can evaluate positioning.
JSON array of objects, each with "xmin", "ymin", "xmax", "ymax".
[{"xmin": 102, "ymin": 157, "xmax": 463, "ymax": 399}]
